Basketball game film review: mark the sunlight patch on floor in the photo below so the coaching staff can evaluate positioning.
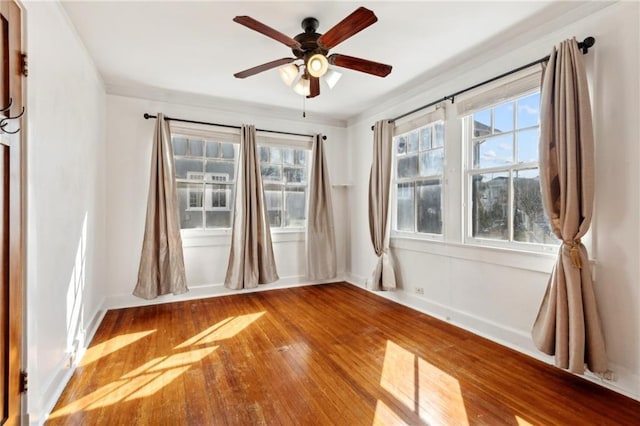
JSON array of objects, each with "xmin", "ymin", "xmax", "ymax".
[
  {"xmin": 175, "ymin": 312, "xmax": 265, "ymax": 349},
  {"xmin": 516, "ymin": 415, "xmax": 535, "ymax": 426},
  {"xmin": 49, "ymin": 346, "xmax": 218, "ymax": 418},
  {"xmin": 380, "ymin": 340, "xmax": 469, "ymax": 425},
  {"xmin": 372, "ymin": 399, "xmax": 410, "ymax": 426},
  {"xmin": 81, "ymin": 330, "xmax": 156, "ymax": 366}
]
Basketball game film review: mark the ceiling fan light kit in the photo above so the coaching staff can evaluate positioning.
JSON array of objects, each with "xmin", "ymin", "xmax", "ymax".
[{"xmin": 233, "ymin": 7, "xmax": 392, "ymax": 99}]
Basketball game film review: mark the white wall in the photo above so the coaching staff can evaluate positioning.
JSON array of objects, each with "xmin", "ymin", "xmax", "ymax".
[
  {"xmin": 24, "ymin": 1, "xmax": 107, "ymax": 423},
  {"xmin": 104, "ymin": 94, "xmax": 349, "ymax": 308},
  {"xmin": 347, "ymin": 1, "xmax": 639, "ymax": 400}
]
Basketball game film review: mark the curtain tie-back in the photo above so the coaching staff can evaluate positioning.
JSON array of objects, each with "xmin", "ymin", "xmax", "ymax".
[{"xmin": 563, "ymin": 238, "xmax": 582, "ymax": 269}]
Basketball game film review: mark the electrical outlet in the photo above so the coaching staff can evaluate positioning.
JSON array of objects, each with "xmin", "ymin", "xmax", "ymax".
[{"xmin": 415, "ymin": 287, "xmax": 424, "ymax": 295}]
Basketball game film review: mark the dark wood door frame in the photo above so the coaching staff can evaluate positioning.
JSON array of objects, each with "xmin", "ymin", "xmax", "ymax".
[{"xmin": 0, "ymin": 0, "xmax": 23, "ymax": 424}]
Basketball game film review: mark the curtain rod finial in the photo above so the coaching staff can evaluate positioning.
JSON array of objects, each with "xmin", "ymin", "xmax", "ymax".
[
  {"xmin": 144, "ymin": 113, "xmax": 151, "ymax": 119},
  {"xmin": 580, "ymin": 36, "xmax": 595, "ymax": 54}
]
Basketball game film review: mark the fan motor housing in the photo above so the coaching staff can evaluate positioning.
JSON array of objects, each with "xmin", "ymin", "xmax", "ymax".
[{"xmin": 292, "ymin": 17, "xmax": 328, "ymax": 58}]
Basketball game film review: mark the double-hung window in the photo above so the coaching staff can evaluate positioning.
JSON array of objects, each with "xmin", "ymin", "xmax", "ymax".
[
  {"xmin": 258, "ymin": 137, "xmax": 311, "ymax": 229},
  {"xmin": 462, "ymin": 76, "xmax": 557, "ymax": 248},
  {"xmin": 172, "ymin": 127, "xmax": 239, "ymax": 231},
  {"xmin": 393, "ymin": 109, "xmax": 446, "ymax": 236}
]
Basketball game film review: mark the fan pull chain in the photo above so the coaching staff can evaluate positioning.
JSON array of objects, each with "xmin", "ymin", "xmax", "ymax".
[{"xmin": 302, "ymin": 95, "xmax": 306, "ymax": 118}]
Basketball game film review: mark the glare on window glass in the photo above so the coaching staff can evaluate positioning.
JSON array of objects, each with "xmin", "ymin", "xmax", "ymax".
[
  {"xmin": 471, "ymin": 172, "xmax": 509, "ymax": 240},
  {"xmin": 517, "ymin": 129, "xmax": 539, "ymax": 164},
  {"xmin": 396, "ymin": 183, "xmax": 414, "ymax": 232},
  {"xmin": 494, "ymin": 102, "xmax": 514, "ymax": 133},
  {"xmin": 517, "ymin": 93, "xmax": 540, "ymax": 128},
  {"xmin": 514, "ymin": 169, "xmax": 557, "ymax": 244},
  {"xmin": 474, "ymin": 134, "xmax": 513, "ymax": 169}
]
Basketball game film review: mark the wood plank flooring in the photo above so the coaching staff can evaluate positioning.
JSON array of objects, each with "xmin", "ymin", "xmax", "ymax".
[{"xmin": 48, "ymin": 282, "xmax": 640, "ymax": 425}]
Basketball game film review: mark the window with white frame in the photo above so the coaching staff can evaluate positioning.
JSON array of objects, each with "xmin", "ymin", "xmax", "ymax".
[
  {"xmin": 393, "ymin": 120, "xmax": 445, "ymax": 235},
  {"xmin": 258, "ymin": 145, "xmax": 309, "ymax": 228},
  {"xmin": 173, "ymin": 134, "xmax": 238, "ymax": 230},
  {"xmin": 463, "ymin": 90, "xmax": 558, "ymax": 247}
]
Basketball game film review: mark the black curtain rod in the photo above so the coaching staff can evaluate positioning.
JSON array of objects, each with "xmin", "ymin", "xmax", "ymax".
[
  {"xmin": 372, "ymin": 36, "xmax": 595, "ymax": 129},
  {"xmin": 144, "ymin": 113, "xmax": 327, "ymax": 140}
]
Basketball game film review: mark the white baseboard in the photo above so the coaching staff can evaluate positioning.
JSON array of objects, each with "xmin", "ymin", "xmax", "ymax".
[
  {"xmin": 104, "ymin": 274, "xmax": 347, "ymax": 310},
  {"xmin": 344, "ymin": 274, "xmax": 639, "ymax": 401},
  {"xmin": 33, "ymin": 301, "xmax": 107, "ymax": 426}
]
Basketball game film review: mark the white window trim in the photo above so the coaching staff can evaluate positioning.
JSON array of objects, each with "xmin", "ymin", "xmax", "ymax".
[
  {"xmin": 460, "ymin": 78, "xmax": 560, "ymax": 254},
  {"xmin": 257, "ymin": 135, "xmax": 313, "ymax": 233},
  {"xmin": 391, "ymin": 106, "xmax": 447, "ymax": 241}
]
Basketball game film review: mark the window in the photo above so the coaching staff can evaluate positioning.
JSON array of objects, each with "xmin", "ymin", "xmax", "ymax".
[
  {"xmin": 393, "ymin": 121, "xmax": 445, "ymax": 235},
  {"xmin": 464, "ymin": 91, "xmax": 557, "ymax": 246},
  {"xmin": 173, "ymin": 135, "xmax": 238, "ymax": 230},
  {"xmin": 259, "ymin": 146, "xmax": 309, "ymax": 228}
]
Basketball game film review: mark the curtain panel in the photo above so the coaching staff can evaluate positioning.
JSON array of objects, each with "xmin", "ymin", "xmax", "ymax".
[
  {"xmin": 368, "ymin": 120, "xmax": 396, "ymax": 291},
  {"xmin": 225, "ymin": 124, "xmax": 279, "ymax": 289},
  {"xmin": 306, "ymin": 134, "xmax": 337, "ymax": 280},
  {"xmin": 532, "ymin": 38, "xmax": 607, "ymax": 374},
  {"xmin": 133, "ymin": 113, "xmax": 188, "ymax": 299}
]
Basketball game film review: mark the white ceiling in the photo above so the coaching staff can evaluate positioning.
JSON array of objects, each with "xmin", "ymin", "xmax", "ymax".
[{"xmin": 61, "ymin": 1, "xmax": 593, "ymax": 121}]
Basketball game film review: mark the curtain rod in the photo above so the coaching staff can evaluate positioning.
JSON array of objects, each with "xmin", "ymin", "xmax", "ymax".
[
  {"xmin": 371, "ymin": 36, "xmax": 595, "ymax": 129},
  {"xmin": 143, "ymin": 113, "xmax": 327, "ymax": 140}
]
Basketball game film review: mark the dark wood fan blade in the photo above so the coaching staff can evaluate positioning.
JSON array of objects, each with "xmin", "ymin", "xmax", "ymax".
[
  {"xmin": 234, "ymin": 57, "xmax": 296, "ymax": 79},
  {"xmin": 233, "ymin": 16, "xmax": 302, "ymax": 49},
  {"xmin": 317, "ymin": 7, "xmax": 377, "ymax": 49},
  {"xmin": 308, "ymin": 76, "xmax": 320, "ymax": 98},
  {"xmin": 328, "ymin": 54, "xmax": 392, "ymax": 77}
]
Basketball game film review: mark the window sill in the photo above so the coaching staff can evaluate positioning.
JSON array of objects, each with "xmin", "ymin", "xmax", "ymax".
[
  {"xmin": 390, "ymin": 236, "xmax": 559, "ymax": 274},
  {"xmin": 181, "ymin": 228, "xmax": 305, "ymax": 248}
]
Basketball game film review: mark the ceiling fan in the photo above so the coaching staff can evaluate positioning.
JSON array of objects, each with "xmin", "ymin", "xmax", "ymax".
[{"xmin": 232, "ymin": 7, "xmax": 392, "ymax": 98}]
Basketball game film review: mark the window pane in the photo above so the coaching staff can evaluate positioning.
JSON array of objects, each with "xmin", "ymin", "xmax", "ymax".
[
  {"xmin": 270, "ymin": 148, "xmax": 282, "ymax": 164},
  {"xmin": 285, "ymin": 187, "xmax": 306, "ymax": 227},
  {"xmin": 221, "ymin": 142, "xmax": 235, "ymax": 159},
  {"xmin": 172, "ymin": 137, "xmax": 188, "ymax": 156},
  {"xmin": 206, "ymin": 141, "xmax": 219, "ymax": 158},
  {"xmin": 417, "ymin": 180, "xmax": 442, "ymax": 234},
  {"xmin": 407, "ymin": 131, "xmax": 419, "ymax": 153},
  {"xmin": 206, "ymin": 183, "xmax": 231, "ymax": 209},
  {"xmin": 205, "ymin": 160, "xmax": 235, "ymax": 181},
  {"xmin": 494, "ymin": 102, "xmax": 514, "ymax": 133},
  {"xmin": 473, "ymin": 134, "xmax": 513, "ymax": 169},
  {"xmin": 259, "ymin": 146, "xmax": 269, "ymax": 162},
  {"xmin": 175, "ymin": 158, "xmax": 204, "ymax": 179},
  {"xmin": 420, "ymin": 127, "xmax": 432, "ymax": 151},
  {"xmin": 206, "ymin": 211, "xmax": 231, "ymax": 229},
  {"xmin": 473, "ymin": 109, "xmax": 491, "ymax": 137},
  {"xmin": 517, "ymin": 128, "xmax": 539, "ymax": 164},
  {"xmin": 397, "ymin": 154, "xmax": 418, "ymax": 178},
  {"xmin": 177, "ymin": 183, "xmax": 203, "ymax": 229},
  {"xmin": 261, "ymin": 164, "xmax": 282, "ymax": 183},
  {"xmin": 189, "ymin": 139, "xmax": 204, "ymax": 157},
  {"xmin": 514, "ymin": 169, "xmax": 557, "ymax": 244},
  {"xmin": 471, "ymin": 172, "xmax": 508, "ymax": 240},
  {"xmin": 517, "ymin": 92, "xmax": 540, "ymax": 128},
  {"xmin": 396, "ymin": 136, "xmax": 406, "ymax": 155},
  {"xmin": 264, "ymin": 186, "xmax": 282, "ymax": 227},
  {"xmin": 284, "ymin": 166, "xmax": 305, "ymax": 184},
  {"xmin": 396, "ymin": 183, "xmax": 414, "ymax": 232},
  {"xmin": 419, "ymin": 149, "xmax": 444, "ymax": 177},
  {"xmin": 282, "ymin": 148, "xmax": 294, "ymax": 165},
  {"xmin": 294, "ymin": 149, "xmax": 307, "ymax": 166},
  {"xmin": 434, "ymin": 122, "xmax": 444, "ymax": 147}
]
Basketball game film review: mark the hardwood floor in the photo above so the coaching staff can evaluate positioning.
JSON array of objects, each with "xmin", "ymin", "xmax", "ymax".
[{"xmin": 48, "ymin": 282, "xmax": 639, "ymax": 425}]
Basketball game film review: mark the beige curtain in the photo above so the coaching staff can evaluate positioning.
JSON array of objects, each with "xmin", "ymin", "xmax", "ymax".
[
  {"xmin": 532, "ymin": 38, "xmax": 607, "ymax": 374},
  {"xmin": 133, "ymin": 113, "xmax": 188, "ymax": 299},
  {"xmin": 306, "ymin": 134, "xmax": 337, "ymax": 280},
  {"xmin": 368, "ymin": 120, "xmax": 396, "ymax": 290},
  {"xmin": 225, "ymin": 125, "xmax": 278, "ymax": 289}
]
